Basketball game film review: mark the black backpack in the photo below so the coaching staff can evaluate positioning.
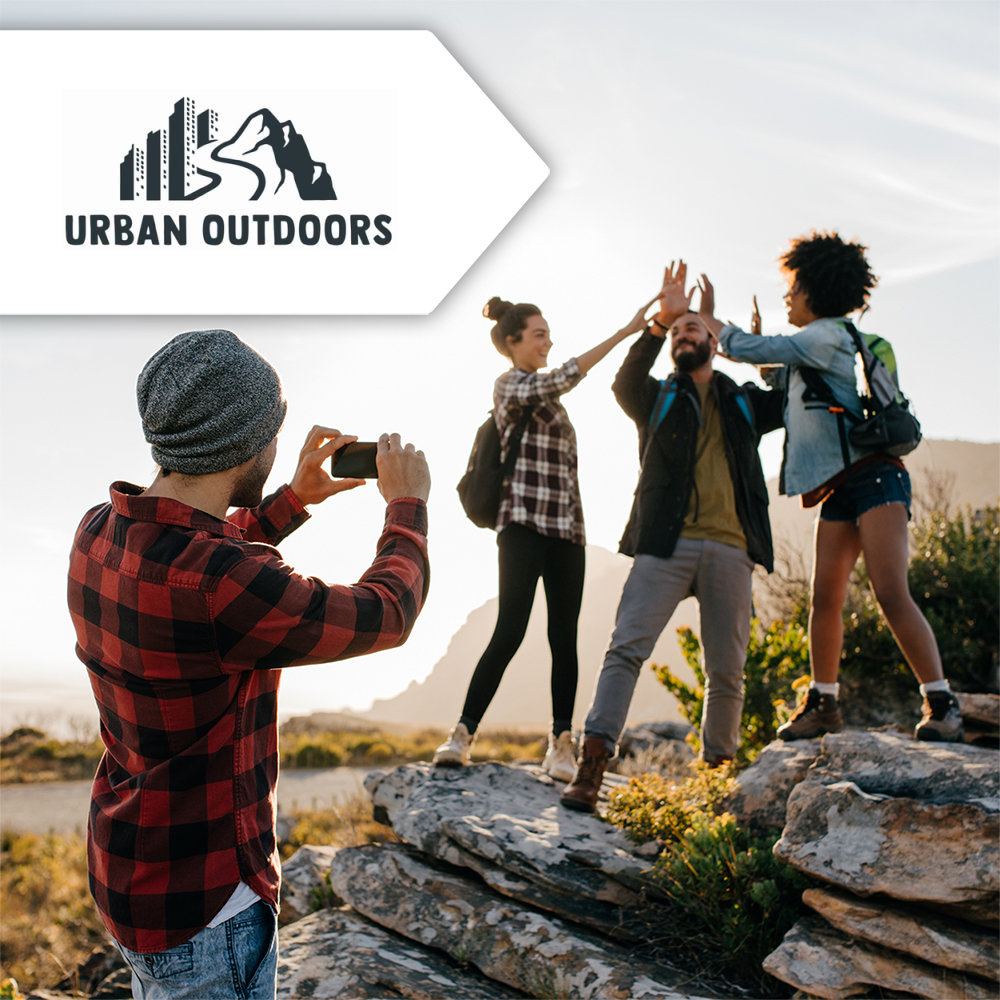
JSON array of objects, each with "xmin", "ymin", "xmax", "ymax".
[
  {"xmin": 799, "ymin": 320, "xmax": 921, "ymax": 478},
  {"xmin": 457, "ymin": 405, "xmax": 534, "ymax": 529}
]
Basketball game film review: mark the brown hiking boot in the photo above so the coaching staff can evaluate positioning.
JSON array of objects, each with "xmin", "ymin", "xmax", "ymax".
[
  {"xmin": 777, "ymin": 687, "xmax": 843, "ymax": 741},
  {"xmin": 915, "ymin": 691, "xmax": 964, "ymax": 743},
  {"xmin": 559, "ymin": 736, "xmax": 612, "ymax": 813}
]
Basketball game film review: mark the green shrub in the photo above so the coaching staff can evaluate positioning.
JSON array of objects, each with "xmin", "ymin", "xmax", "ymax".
[
  {"xmin": 653, "ymin": 814, "xmax": 813, "ymax": 977},
  {"xmin": 606, "ymin": 770, "xmax": 815, "ymax": 987},
  {"xmin": 605, "ymin": 767, "xmax": 736, "ymax": 846}
]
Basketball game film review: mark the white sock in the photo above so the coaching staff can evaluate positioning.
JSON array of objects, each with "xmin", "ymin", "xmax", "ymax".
[
  {"xmin": 920, "ymin": 680, "xmax": 951, "ymax": 696},
  {"xmin": 812, "ymin": 682, "xmax": 840, "ymax": 698}
]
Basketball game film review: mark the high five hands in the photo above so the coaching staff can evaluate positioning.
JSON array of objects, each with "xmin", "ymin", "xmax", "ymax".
[{"xmin": 652, "ymin": 261, "xmax": 696, "ymax": 332}]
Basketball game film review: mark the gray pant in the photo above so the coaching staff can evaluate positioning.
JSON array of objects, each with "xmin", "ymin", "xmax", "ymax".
[{"xmin": 584, "ymin": 537, "xmax": 754, "ymax": 760}]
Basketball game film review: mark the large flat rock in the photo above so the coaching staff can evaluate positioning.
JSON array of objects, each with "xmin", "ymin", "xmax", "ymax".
[
  {"xmin": 364, "ymin": 762, "xmax": 667, "ymax": 938},
  {"xmin": 763, "ymin": 914, "xmax": 997, "ymax": 1000},
  {"xmin": 802, "ymin": 886, "xmax": 999, "ymax": 982},
  {"xmin": 329, "ymin": 843, "xmax": 718, "ymax": 1000},
  {"xmin": 774, "ymin": 779, "xmax": 999, "ymax": 924},
  {"xmin": 276, "ymin": 906, "xmax": 527, "ymax": 999},
  {"xmin": 808, "ymin": 730, "xmax": 999, "ymax": 808}
]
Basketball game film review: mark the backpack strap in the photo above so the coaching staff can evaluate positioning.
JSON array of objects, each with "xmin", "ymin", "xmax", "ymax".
[
  {"xmin": 734, "ymin": 389, "xmax": 753, "ymax": 429},
  {"xmin": 649, "ymin": 377, "xmax": 678, "ymax": 432},
  {"xmin": 501, "ymin": 405, "xmax": 534, "ymax": 477},
  {"xmin": 798, "ymin": 365, "xmax": 858, "ymax": 483}
]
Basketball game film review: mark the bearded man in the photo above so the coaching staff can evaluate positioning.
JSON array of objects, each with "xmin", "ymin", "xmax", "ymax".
[{"xmin": 561, "ymin": 264, "xmax": 783, "ymax": 810}]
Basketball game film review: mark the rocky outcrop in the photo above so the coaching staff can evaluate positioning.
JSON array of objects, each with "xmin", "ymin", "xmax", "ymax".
[
  {"xmin": 329, "ymin": 843, "xmax": 711, "ymax": 1000},
  {"xmin": 272, "ymin": 728, "xmax": 996, "ymax": 1000},
  {"xmin": 763, "ymin": 914, "xmax": 997, "ymax": 1000},
  {"xmin": 276, "ymin": 907, "xmax": 527, "ymax": 999},
  {"xmin": 757, "ymin": 729, "xmax": 1000, "ymax": 997},
  {"xmin": 773, "ymin": 732, "xmax": 999, "ymax": 924},
  {"xmin": 276, "ymin": 759, "xmax": 722, "ymax": 998}
]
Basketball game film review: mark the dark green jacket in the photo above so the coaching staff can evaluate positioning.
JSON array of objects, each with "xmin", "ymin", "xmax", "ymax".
[{"xmin": 613, "ymin": 331, "xmax": 784, "ymax": 571}]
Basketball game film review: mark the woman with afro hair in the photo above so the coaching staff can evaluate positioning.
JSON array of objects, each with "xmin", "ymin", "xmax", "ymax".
[{"xmin": 704, "ymin": 231, "xmax": 961, "ymax": 743}]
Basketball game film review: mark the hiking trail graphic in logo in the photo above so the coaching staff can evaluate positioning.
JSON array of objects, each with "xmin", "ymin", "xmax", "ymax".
[{"xmin": 120, "ymin": 97, "xmax": 336, "ymax": 201}]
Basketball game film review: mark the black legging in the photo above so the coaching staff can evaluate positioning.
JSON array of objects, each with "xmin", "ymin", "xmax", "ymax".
[{"xmin": 460, "ymin": 522, "xmax": 586, "ymax": 731}]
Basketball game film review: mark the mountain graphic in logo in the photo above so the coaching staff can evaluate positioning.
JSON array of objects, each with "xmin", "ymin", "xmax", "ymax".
[{"xmin": 120, "ymin": 97, "xmax": 336, "ymax": 202}]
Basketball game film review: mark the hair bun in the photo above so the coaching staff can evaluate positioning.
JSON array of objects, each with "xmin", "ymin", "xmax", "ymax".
[{"xmin": 483, "ymin": 296, "xmax": 513, "ymax": 322}]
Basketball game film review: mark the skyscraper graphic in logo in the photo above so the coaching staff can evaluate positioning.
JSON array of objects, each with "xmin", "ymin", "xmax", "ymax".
[{"xmin": 120, "ymin": 98, "xmax": 337, "ymax": 201}]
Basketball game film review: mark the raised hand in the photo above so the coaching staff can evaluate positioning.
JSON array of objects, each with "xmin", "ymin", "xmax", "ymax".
[
  {"xmin": 655, "ymin": 260, "xmax": 696, "ymax": 325},
  {"xmin": 698, "ymin": 274, "xmax": 716, "ymax": 323},
  {"xmin": 751, "ymin": 295, "xmax": 762, "ymax": 336},
  {"xmin": 696, "ymin": 273, "xmax": 724, "ymax": 339},
  {"xmin": 290, "ymin": 426, "xmax": 366, "ymax": 506}
]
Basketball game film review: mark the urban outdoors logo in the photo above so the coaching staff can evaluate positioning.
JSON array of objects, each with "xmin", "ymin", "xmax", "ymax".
[
  {"xmin": 67, "ymin": 96, "xmax": 390, "ymax": 247},
  {"xmin": 120, "ymin": 97, "xmax": 337, "ymax": 202}
]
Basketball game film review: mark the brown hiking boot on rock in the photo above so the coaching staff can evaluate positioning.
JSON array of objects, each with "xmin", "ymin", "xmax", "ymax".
[
  {"xmin": 559, "ymin": 736, "xmax": 612, "ymax": 813},
  {"xmin": 777, "ymin": 687, "xmax": 843, "ymax": 741},
  {"xmin": 914, "ymin": 691, "xmax": 964, "ymax": 742}
]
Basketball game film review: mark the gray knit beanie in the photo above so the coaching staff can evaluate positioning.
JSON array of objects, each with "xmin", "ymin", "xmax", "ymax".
[{"xmin": 137, "ymin": 330, "xmax": 287, "ymax": 475}]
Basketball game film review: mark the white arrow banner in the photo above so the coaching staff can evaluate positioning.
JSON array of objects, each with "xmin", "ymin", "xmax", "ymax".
[{"xmin": 0, "ymin": 30, "xmax": 548, "ymax": 315}]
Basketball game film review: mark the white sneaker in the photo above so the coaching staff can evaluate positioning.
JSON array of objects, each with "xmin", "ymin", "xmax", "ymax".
[
  {"xmin": 543, "ymin": 730, "xmax": 577, "ymax": 783},
  {"xmin": 432, "ymin": 722, "xmax": 475, "ymax": 767}
]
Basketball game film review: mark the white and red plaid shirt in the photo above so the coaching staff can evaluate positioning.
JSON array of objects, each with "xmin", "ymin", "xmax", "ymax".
[{"xmin": 493, "ymin": 358, "xmax": 586, "ymax": 545}]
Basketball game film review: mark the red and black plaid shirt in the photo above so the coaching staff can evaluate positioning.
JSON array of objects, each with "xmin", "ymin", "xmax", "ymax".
[
  {"xmin": 494, "ymin": 358, "xmax": 586, "ymax": 544},
  {"xmin": 67, "ymin": 482, "xmax": 428, "ymax": 953}
]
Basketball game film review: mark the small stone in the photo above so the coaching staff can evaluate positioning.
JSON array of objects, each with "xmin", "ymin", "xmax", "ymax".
[{"xmin": 279, "ymin": 844, "xmax": 341, "ymax": 925}]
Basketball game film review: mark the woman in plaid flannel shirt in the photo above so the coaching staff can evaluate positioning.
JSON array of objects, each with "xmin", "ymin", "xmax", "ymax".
[{"xmin": 434, "ymin": 293, "xmax": 659, "ymax": 779}]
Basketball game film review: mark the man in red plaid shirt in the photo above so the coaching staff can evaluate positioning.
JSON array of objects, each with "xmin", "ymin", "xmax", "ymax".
[{"xmin": 67, "ymin": 329, "xmax": 430, "ymax": 1000}]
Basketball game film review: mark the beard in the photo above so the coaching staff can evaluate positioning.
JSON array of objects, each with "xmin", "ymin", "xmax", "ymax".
[
  {"xmin": 672, "ymin": 338, "xmax": 712, "ymax": 373},
  {"xmin": 229, "ymin": 449, "xmax": 274, "ymax": 508}
]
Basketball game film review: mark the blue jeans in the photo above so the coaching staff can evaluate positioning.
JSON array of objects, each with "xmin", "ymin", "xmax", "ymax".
[
  {"xmin": 117, "ymin": 901, "xmax": 277, "ymax": 1000},
  {"xmin": 820, "ymin": 460, "xmax": 912, "ymax": 522}
]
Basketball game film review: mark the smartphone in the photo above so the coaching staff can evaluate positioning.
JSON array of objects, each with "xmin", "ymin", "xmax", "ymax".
[{"xmin": 331, "ymin": 441, "xmax": 379, "ymax": 479}]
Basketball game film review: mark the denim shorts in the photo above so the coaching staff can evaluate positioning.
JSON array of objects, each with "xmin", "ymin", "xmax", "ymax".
[
  {"xmin": 820, "ymin": 460, "xmax": 911, "ymax": 522},
  {"xmin": 117, "ymin": 900, "xmax": 277, "ymax": 1000}
]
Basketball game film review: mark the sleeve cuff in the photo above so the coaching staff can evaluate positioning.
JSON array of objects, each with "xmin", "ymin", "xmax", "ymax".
[{"xmin": 385, "ymin": 496, "xmax": 429, "ymax": 535}]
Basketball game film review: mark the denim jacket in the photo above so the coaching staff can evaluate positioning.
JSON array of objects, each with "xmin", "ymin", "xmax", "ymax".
[{"xmin": 717, "ymin": 317, "xmax": 877, "ymax": 497}]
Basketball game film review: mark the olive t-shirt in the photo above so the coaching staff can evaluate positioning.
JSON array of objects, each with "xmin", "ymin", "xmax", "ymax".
[{"xmin": 680, "ymin": 380, "xmax": 747, "ymax": 551}]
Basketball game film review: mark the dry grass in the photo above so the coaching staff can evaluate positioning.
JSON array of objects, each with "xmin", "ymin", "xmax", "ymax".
[
  {"xmin": 0, "ymin": 829, "xmax": 106, "ymax": 994},
  {"xmin": 279, "ymin": 791, "xmax": 397, "ymax": 861}
]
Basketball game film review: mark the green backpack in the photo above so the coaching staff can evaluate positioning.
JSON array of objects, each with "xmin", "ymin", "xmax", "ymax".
[{"xmin": 798, "ymin": 321, "xmax": 922, "ymax": 475}]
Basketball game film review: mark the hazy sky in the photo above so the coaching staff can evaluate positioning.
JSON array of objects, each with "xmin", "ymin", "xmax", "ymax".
[{"xmin": 2, "ymin": 1, "xmax": 998, "ymax": 730}]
